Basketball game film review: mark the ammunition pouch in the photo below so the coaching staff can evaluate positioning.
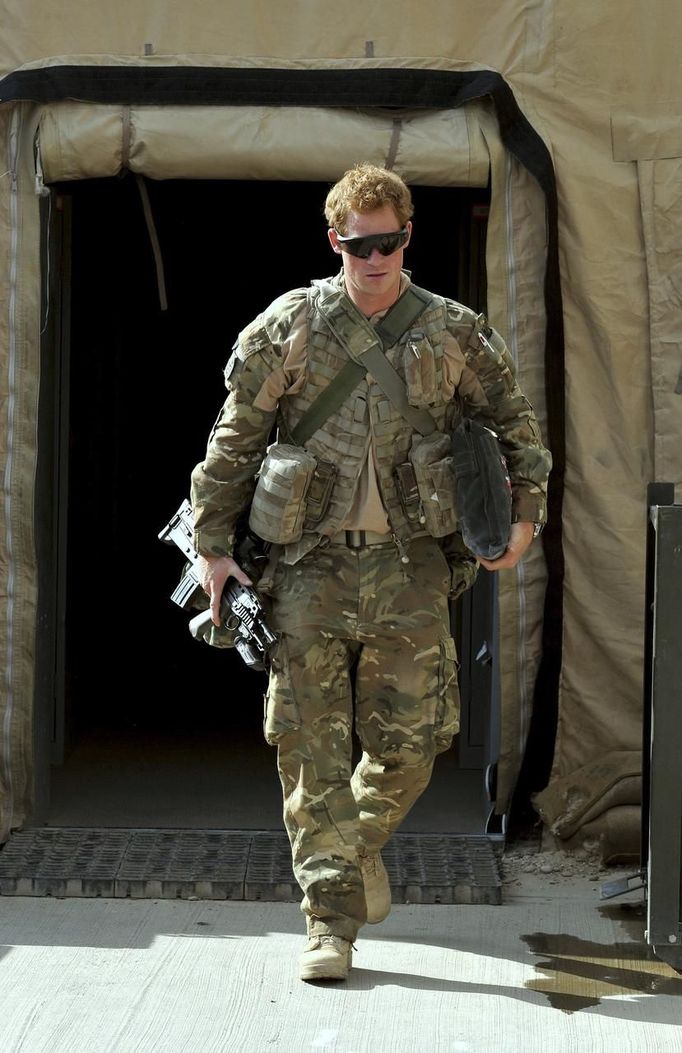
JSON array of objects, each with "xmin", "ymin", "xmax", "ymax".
[
  {"xmin": 402, "ymin": 329, "xmax": 438, "ymax": 407},
  {"xmin": 303, "ymin": 458, "xmax": 338, "ymax": 527},
  {"xmin": 403, "ymin": 431, "xmax": 459, "ymax": 538},
  {"xmin": 249, "ymin": 444, "xmax": 337, "ymax": 545}
]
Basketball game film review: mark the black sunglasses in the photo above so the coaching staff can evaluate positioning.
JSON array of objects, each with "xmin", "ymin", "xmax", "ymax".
[{"xmin": 334, "ymin": 228, "xmax": 409, "ymax": 259}]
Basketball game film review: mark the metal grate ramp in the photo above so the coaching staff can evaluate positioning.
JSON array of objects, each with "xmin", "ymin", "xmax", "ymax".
[{"xmin": 0, "ymin": 829, "xmax": 502, "ymax": 904}]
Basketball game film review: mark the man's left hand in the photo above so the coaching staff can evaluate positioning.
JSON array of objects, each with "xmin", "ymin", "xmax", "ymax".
[{"xmin": 477, "ymin": 521, "xmax": 535, "ymax": 572}]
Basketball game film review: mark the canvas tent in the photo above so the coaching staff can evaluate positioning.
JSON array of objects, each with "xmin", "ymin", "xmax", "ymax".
[{"xmin": 0, "ymin": 3, "xmax": 679, "ymax": 860}]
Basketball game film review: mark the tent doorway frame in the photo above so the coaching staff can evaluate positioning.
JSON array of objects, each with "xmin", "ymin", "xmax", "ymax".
[
  {"xmin": 32, "ymin": 174, "xmax": 503, "ymax": 835},
  {"xmin": 0, "ymin": 64, "xmax": 566, "ymax": 841}
]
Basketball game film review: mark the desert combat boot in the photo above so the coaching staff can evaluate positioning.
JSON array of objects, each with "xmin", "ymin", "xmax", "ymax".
[
  {"xmin": 359, "ymin": 851, "xmax": 392, "ymax": 923},
  {"xmin": 299, "ymin": 935, "xmax": 353, "ymax": 981}
]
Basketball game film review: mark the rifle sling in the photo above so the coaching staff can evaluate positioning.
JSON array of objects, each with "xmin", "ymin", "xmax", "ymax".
[
  {"xmin": 290, "ymin": 357, "xmax": 366, "ymax": 446},
  {"xmin": 290, "ymin": 284, "xmax": 436, "ymax": 445}
]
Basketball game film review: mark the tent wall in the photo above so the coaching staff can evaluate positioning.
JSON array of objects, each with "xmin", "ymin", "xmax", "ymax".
[
  {"xmin": 484, "ymin": 140, "xmax": 549, "ymax": 812},
  {"xmin": 637, "ymin": 158, "xmax": 682, "ymax": 486},
  {"xmin": 0, "ymin": 1, "xmax": 680, "ymax": 851},
  {"xmin": 0, "ymin": 103, "xmax": 42, "ymax": 840}
]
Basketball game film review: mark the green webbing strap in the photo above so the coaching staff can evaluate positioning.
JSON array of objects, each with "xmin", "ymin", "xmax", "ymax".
[
  {"xmin": 374, "ymin": 283, "xmax": 433, "ymax": 348},
  {"xmin": 356, "ymin": 344, "xmax": 436, "ymax": 436},
  {"xmin": 290, "ymin": 357, "xmax": 366, "ymax": 445},
  {"xmin": 290, "ymin": 283, "xmax": 437, "ymax": 445}
]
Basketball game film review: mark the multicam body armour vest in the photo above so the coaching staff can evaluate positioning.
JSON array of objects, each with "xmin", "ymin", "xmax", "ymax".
[{"xmin": 271, "ymin": 274, "xmax": 472, "ymax": 563}]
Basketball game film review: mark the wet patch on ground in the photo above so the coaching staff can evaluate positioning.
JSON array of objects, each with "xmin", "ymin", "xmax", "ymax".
[{"xmin": 520, "ymin": 929, "xmax": 682, "ymax": 1013}]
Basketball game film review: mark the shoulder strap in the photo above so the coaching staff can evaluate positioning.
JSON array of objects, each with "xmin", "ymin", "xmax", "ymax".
[
  {"xmin": 289, "ymin": 287, "xmax": 366, "ymax": 446},
  {"xmin": 357, "ymin": 344, "xmax": 436, "ymax": 436},
  {"xmin": 291, "ymin": 282, "xmax": 437, "ymax": 444},
  {"xmin": 374, "ymin": 284, "xmax": 434, "ymax": 348},
  {"xmin": 290, "ymin": 357, "xmax": 366, "ymax": 445}
]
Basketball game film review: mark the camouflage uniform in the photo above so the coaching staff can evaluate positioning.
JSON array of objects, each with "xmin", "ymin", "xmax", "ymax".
[
  {"xmin": 265, "ymin": 536, "xmax": 458, "ymax": 940},
  {"xmin": 191, "ymin": 271, "xmax": 551, "ymax": 941}
]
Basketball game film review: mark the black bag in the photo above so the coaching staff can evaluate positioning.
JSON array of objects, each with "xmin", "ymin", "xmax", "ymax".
[{"xmin": 451, "ymin": 418, "xmax": 512, "ymax": 560}]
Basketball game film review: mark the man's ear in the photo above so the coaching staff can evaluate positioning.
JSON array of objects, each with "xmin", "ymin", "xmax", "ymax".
[
  {"xmin": 328, "ymin": 228, "xmax": 342, "ymax": 255},
  {"xmin": 403, "ymin": 220, "xmax": 413, "ymax": 250}
]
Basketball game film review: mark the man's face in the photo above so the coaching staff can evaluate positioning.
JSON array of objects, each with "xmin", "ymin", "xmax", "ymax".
[{"xmin": 328, "ymin": 204, "xmax": 412, "ymax": 313}]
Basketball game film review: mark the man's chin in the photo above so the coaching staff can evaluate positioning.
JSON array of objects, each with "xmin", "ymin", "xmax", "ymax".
[{"xmin": 361, "ymin": 275, "xmax": 391, "ymax": 294}]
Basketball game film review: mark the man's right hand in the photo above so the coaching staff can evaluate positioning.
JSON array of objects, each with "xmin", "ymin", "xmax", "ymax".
[{"xmin": 196, "ymin": 554, "xmax": 253, "ymax": 627}]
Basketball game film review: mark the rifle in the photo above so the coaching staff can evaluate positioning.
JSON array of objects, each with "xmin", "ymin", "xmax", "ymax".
[{"xmin": 158, "ymin": 499, "xmax": 278, "ymax": 671}]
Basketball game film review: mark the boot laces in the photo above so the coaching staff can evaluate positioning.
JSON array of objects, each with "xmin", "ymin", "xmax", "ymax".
[
  {"xmin": 317, "ymin": 935, "xmax": 357, "ymax": 952},
  {"xmin": 360, "ymin": 853, "xmax": 381, "ymax": 877}
]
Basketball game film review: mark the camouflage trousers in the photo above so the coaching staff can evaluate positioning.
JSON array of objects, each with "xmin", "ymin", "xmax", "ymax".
[{"xmin": 265, "ymin": 535, "xmax": 460, "ymax": 942}]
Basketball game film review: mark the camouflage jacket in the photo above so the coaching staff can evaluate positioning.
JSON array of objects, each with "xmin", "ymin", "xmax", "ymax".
[{"xmin": 191, "ymin": 271, "xmax": 551, "ymax": 564}]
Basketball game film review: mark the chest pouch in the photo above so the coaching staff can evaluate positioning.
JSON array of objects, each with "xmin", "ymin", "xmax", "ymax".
[
  {"xmin": 303, "ymin": 458, "xmax": 338, "ymax": 526},
  {"xmin": 402, "ymin": 329, "xmax": 439, "ymax": 407},
  {"xmin": 249, "ymin": 443, "xmax": 317, "ymax": 544},
  {"xmin": 407, "ymin": 430, "xmax": 458, "ymax": 538}
]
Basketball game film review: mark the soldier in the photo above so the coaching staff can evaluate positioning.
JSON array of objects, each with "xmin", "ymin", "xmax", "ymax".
[{"xmin": 191, "ymin": 163, "xmax": 551, "ymax": 982}]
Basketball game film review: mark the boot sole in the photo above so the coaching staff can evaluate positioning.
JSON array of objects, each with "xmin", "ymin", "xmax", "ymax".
[{"xmin": 299, "ymin": 955, "xmax": 352, "ymax": 982}]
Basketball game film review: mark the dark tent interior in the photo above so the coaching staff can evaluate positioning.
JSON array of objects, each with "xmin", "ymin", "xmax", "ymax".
[{"xmin": 37, "ymin": 173, "xmax": 498, "ymax": 834}]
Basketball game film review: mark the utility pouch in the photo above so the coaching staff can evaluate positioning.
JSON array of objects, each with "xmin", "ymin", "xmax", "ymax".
[
  {"xmin": 450, "ymin": 418, "xmax": 512, "ymax": 560},
  {"xmin": 403, "ymin": 329, "xmax": 438, "ymax": 407},
  {"xmin": 249, "ymin": 443, "xmax": 316, "ymax": 544},
  {"xmin": 304, "ymin": 459, "xmax": 338, "ymax": 525},
  {"xmin": 394, "ymin": 462, "xmax": 422, "ymax": 524},
  {"xmin": 408, "ymin": 431, "xmax": 458, "ymax": 538}
]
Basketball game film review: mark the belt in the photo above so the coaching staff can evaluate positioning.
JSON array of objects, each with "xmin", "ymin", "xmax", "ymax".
[{"xmin": 329, "ymin": 529, "xmax": 394, "ymax": 549}]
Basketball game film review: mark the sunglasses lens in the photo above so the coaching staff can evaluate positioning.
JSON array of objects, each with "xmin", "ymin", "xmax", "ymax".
[
  {"xmin": 355, "ymin": 240, "xmax": 374, "ymax": 258},
  {"xmin": 338, "ymin": 229, "xmax": 407, "ymax": 258},
  {"xmin": 377, "ymin": 233, "xmax": 403, "ymax": 256}
]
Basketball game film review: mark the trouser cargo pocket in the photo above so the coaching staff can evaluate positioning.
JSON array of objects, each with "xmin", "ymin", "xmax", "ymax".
[
  {"xmin": 263, "ymin": 636, "xmax": 303, "ymax": 745},
  {"xmin": 434, "ymin": 636, "xmax": 460, "ymax": 753}
]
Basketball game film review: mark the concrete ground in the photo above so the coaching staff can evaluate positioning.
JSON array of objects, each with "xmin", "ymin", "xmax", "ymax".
[{"xmin": 2, "ymin": 861, "xmax": 682, "ymax": 1052}]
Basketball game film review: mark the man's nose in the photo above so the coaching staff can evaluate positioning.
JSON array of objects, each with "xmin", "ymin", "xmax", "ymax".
[{"xmin": 366, "ymin": 246, "xmax": 383, "ymax": 264}]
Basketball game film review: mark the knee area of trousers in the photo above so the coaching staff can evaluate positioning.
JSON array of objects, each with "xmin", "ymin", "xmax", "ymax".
[{"xmin": 370, "ymin": 742, "xmax": 437, "ymax": 773}]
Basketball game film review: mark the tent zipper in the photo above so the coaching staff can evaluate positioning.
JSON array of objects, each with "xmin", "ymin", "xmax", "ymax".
[
  {"xmin": 505, "ymin": 151, "xmax": 530, "ymax": 752},
  {"xmin": 2, "ymin": 104, "xmax": 20, "ymax": 839}
]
